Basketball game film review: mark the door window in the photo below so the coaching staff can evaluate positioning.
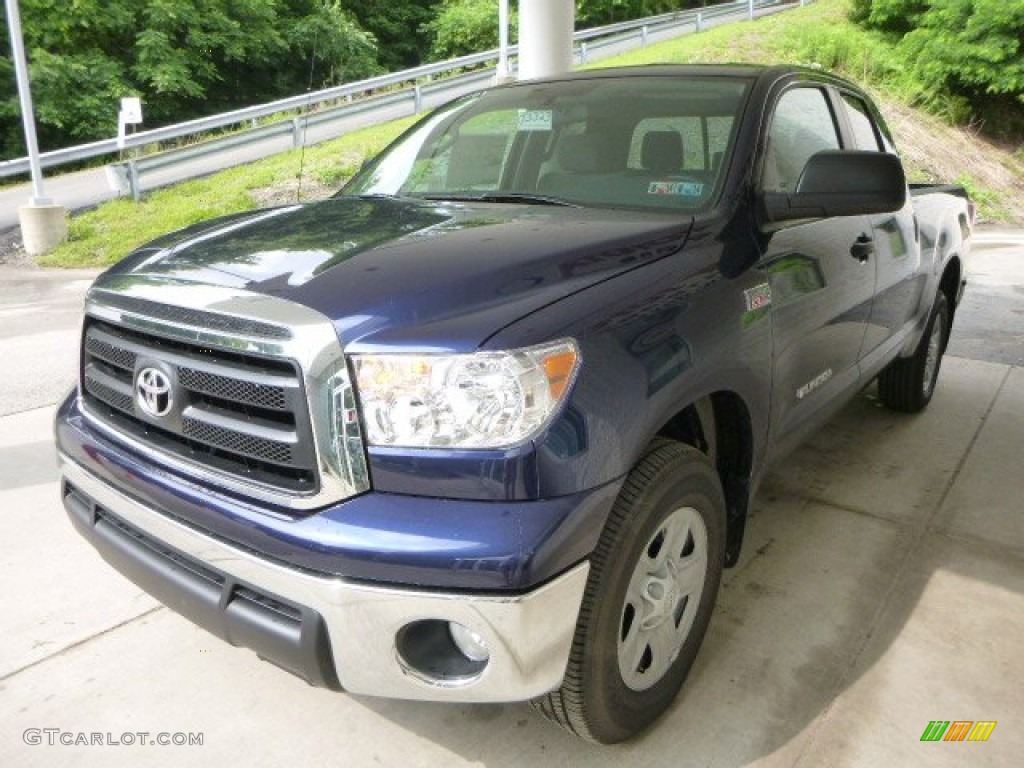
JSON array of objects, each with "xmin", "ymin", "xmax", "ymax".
[
  {"xmin": 841, "ymin": 94, "xmax": 883, "ymax": 152},
  {"xmin": 762, "ymin": 88, "xmax": 841, "ymax": 193}
]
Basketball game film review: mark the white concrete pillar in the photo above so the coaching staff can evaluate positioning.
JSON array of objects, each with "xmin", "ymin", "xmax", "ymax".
[
  {"xmin": 18, "ymin": 205, "xmax": 68, "ymax": 256},
  {"xmin": 517, "ymin": 0, "xmax": 574, "ymax": 81}
]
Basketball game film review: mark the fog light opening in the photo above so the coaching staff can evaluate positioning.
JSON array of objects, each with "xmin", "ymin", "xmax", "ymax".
[
  {"xmin": 449, "ymin": 622, "xmax": 490, "ymax": 663},
  {"xmin": 395, "ymin": 619, "xmax": 490, "ymax": 686}
]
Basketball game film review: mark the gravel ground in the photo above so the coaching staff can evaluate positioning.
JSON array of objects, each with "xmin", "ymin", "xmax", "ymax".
[{"xmin": 0, "ymin": 228, "xmax": 35, "ymax": 268}]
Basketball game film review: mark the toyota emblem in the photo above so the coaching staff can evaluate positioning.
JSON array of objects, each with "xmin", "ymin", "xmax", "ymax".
[{"xmin": 136, "ymin": 367, "xmax": 173, "ymax": 418}]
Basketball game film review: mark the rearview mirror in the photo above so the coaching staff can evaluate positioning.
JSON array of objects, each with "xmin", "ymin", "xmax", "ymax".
[{"xmin": 762, "ymin": 150, "xmax": 906, "ymax": 223}]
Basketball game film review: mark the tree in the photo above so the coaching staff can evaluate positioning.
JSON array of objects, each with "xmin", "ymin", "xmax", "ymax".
[
  {"xmin": 903, "ymin": 0, "xmax": 1024, "ymax": 134},
  {"xmin": 347, "ymin": 0, "xmax": 442, "ymax": 70},
  {"xmin": 424, "ymin": 0, "xmax": 515, "ymax": 61},
  {"xmin": 1, "ymin": 0, "xmax": 379, "ymax": 158},
  {"xmin": 850, "ymin": 0, "xmax": 1024, "ymax": 139},
  {"xmin": 422, "ymin": 1, "xmax": 711, "ymax": 61},
  {"xmin": 850, "ymin": 0, "xmax": 928, "ymax": 35},
  {"xmin": 576, "ymin": 1, "xmax": 710, "ymax": 28}
]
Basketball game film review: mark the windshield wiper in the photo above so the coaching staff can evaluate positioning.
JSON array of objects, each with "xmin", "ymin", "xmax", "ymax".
[{"xmin": 420, "ymin": 192, "xmax": 578, "ymax": 207}]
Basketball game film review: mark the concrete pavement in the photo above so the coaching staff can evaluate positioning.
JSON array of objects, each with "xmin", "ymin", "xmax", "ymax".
[
  {"xmin": 0, "ymin": 232, "xmax": 1021, "ymax": 766},
  {"xmin": 0, "ymin": 268, "xmax": 98, "ymax": 416}
]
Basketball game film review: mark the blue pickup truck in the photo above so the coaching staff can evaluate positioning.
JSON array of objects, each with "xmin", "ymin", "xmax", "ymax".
[{"xmin": 57, "ymin": 65, "xmax": 971, "ymax": 742}]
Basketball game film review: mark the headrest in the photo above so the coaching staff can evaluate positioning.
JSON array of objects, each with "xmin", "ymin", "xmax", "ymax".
[{"xmin": 642, "ymin": 131, "xmax": 684, "ymax": 174}]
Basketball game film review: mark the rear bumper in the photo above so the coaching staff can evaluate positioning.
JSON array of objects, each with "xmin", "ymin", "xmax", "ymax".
[{"xmin": 61, "ymin": 455, "xmax": 589, "ymax": 702}]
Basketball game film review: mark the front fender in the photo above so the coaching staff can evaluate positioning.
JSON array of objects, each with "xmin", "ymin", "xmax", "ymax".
[{"xmin": 489, "ymin": 231, "xmax": 772, "ymax": 498}]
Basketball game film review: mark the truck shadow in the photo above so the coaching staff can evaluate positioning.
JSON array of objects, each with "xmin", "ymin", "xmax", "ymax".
[{"xmin": 347, "ymin": 355, "xmax": 1022, "ymax": 765}]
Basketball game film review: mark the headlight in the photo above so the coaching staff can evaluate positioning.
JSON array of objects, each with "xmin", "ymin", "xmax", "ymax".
[{"xmin": 352, "ymin": 339, "xmax": 579, "ymax": 449}]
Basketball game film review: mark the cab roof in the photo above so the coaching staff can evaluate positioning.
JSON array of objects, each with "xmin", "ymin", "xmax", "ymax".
[{"xmin": 513, "ymin": 63, "xmax": 861, "ymax": 91}]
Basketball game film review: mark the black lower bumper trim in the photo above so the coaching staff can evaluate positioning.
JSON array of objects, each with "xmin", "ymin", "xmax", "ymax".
[{"xmin": 63, "ymin": 479, "xmax": 341, "ymax": 690}]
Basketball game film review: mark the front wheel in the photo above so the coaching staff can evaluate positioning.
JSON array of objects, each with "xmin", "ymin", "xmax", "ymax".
[
  {"xmin": 877, "ymin": 292, "xmax": 950, "ymax": 413},
  {"xmin": 532, "ymin": 439, "xmax": 726, "ymax": 743}
]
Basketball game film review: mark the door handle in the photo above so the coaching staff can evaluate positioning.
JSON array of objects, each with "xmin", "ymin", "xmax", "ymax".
[{"xmin": 850, "ymin": 233, "xmax": 874, "ymax": 263}]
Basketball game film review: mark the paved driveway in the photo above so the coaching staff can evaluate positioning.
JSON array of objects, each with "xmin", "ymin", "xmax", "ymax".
[{"xmin": 1, "ymin": 230, "xmax": 1021, "ymax": 766}]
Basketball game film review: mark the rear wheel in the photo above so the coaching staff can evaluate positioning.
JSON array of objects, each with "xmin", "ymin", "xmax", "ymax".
[
  {"xmin": 532, "ymin": 439, "xmax": 726, "ymax": 743},
  {"xmin": 878, "ymin": 292, "xmax": 950, "ymax": 413}
]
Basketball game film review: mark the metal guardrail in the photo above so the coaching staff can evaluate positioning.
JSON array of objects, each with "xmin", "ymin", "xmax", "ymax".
[
  {"xmin": 574, "ymin": 0, "xmax": 779, "ymax": 64},
  {"xmin": 1, "ymin": 0, "xmax": 799, "ymax": 195}
]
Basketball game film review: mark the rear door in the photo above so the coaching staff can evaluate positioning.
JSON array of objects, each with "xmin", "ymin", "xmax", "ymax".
[
  {"xmin": 835, "ymin": 90, "xmax": 923, "ymax": 369},
  {"xmin": 758, "ymin": 84, "xmax": 877, "ymax": 456}
]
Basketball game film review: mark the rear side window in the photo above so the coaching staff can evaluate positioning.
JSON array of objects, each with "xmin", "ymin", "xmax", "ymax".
[
  {"xmin": 762, "ymin": 87, "xmax": 841, "ymax": 193},
  {"xmin": 841, "ymin": 94, "xmax": 883, "ymax": 152},
  {"xmin": 626, "ymin": 116, "xmax": 735, "ymax": 174}
]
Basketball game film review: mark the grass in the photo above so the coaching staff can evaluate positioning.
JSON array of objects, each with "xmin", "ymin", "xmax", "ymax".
[
  {"xmin": 38, "ymin": 0, "xmax": 1022, "ymax": 267},
  {"xmin": 39, "ymin": 117, "xmax": 414, "ymax": 267},
  {"xmin": 587, "ymin": 0, "xmax": 920, "ymax": 101},
  {"xmin": 956, "ymin": 173, "xmax": 1013, "ymax": 222}
]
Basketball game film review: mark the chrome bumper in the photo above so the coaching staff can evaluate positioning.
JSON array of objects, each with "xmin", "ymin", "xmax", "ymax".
[{"xmin": 60, "ymin": 455, "xmax": 589, "ymax": 702}]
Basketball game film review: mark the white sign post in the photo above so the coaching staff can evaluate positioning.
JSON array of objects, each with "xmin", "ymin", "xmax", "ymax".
[
  {"xmin": 4, "ymin": 0, "xmax": 67, "ymax": 255},
  {"xmin": 117, "ymin": 96, "xmax": 143, "ymax": 150}
]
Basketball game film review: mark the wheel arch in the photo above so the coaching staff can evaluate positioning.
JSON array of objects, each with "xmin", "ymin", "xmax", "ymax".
[
  {"xmin": 939, "ymin": 254, "xmax": 962, "ymax": 326},
  {"xmin": 655, "ymin": 390, "xmax": 755, "ymax": 567}
]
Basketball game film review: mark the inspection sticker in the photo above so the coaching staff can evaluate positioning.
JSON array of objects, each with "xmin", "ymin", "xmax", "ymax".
[
  {"xmin": 744, "ymin": 282, "xmax": 772, "ymax": 311},
  {"xmin": 517, "ymin": 109, "xmax": 553, "ymax": 131},
  {"xmin": 648, "ymin": 180, "xmax": 705, "ymax": 197}
]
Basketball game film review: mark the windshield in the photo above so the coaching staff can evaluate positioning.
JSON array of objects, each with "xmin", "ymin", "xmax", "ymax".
[{"xmin": 342, "ymin": 74, "xmax": 752, "ymax": 213}]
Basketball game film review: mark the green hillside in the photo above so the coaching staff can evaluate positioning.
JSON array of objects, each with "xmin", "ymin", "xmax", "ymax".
[
  {"xmin": 597, "ymin": 0, "xmax": 1024, "ymax": 223},
  {"xmin": 37, "ymin": 0, "xmax": 1023, "ymax": 268}
]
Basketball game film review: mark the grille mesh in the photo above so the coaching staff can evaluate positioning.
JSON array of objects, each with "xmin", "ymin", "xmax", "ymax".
[
  {"xmin": 178, "ymin": 367, "xmax": 287, "ymax": 410},
  {"xmin": 182, "ymin": 418, "xmax": 294, "ymax": 466},
  {"xmin": 85, "ymin": 335, "xmax": 137, "ymax": 371},
  {"xmin": 84, "ymin": 375, "xmax": 133, "ymax": 413}
]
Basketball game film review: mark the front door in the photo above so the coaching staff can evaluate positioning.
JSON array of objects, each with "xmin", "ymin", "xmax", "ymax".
[{"xmin": 758, "ymin": 85, "xmax": 877, "ymax": 456}]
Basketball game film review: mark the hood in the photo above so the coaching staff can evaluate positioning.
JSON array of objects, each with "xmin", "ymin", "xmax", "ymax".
[{"xmin": 104, "ymin": 197, "xmax": 691, "ymax": 351}]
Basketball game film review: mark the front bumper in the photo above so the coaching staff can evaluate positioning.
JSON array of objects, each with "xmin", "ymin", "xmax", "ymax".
[{"xmin": 61, "ymin": 455, "xmax": 589, "ymax": 702}]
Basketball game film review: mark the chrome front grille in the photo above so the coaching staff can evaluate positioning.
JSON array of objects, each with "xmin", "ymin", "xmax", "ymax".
[
  {"xmin": 82, "ymin": 318, "xmax": 316, "ymax": 494},
  {"xmin": 79, "ymin": 280, "xmax": 371, "ymax": 511}
]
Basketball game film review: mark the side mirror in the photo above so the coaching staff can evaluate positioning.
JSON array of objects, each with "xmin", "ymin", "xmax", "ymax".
[{"xmin": 762, "ymin": 150, "xmax": 906, "ymax": 223}]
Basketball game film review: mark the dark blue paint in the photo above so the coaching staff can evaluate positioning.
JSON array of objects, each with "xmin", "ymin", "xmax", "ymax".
[
  {"xmin": 61, "ymin": 65, "xmax": 957, "ymax": 595},
  {"xmin": 367, "ymin": 444, "xmax": 539, "ymax": 501},
  {"xmin": 58, "ymin": 394, "xmax": 618, "ymax": 591},
  {"xmin": 105, "ymin": 197, "xmax": 690, "ymax": 355}
]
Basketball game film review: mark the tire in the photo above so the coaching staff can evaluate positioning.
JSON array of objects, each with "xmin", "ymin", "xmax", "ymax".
[
  {"xmin": 532, "ymin": 439, "xmax": 726, "ymax": 743},
  {"xmin": 877, "ymin": 292, "xmax": 950, "ymax": 413}
]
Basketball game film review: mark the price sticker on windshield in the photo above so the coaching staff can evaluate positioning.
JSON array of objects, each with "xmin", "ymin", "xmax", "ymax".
[{"xmin": 518, "ymin": 109, "xmax": 553, "ymax": 131}]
